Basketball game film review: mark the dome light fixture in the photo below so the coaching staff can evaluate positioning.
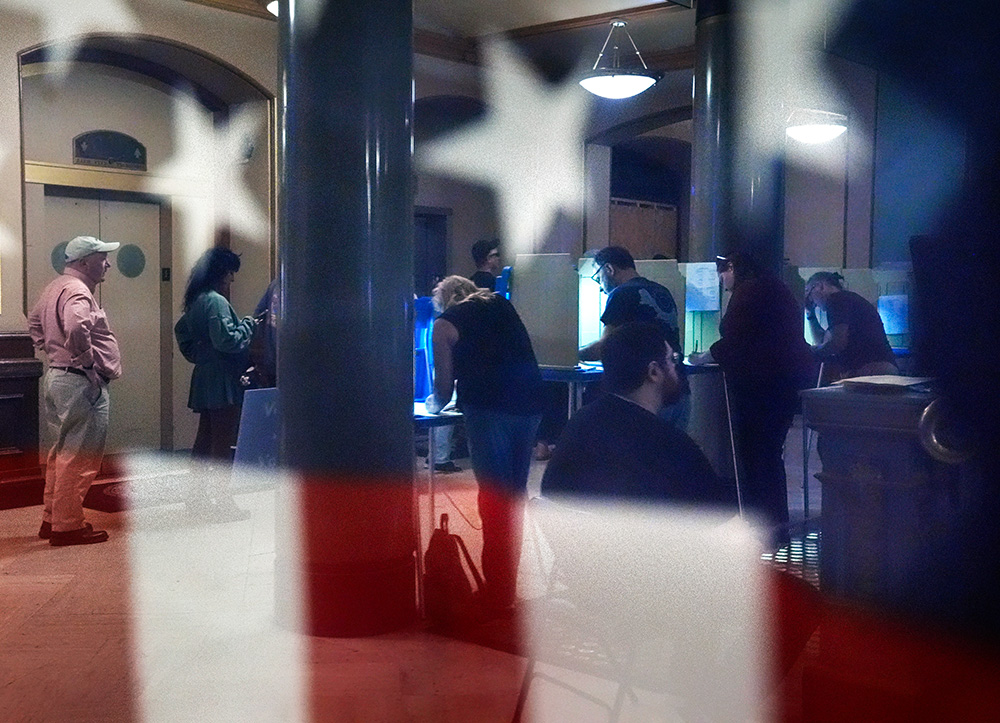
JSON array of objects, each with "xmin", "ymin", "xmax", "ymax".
[
  {"xmin": 785, "ymin": 108, "xmax": 848, "ymax": 144},
  {"xmin": 579, "ymin": 20, "xmax": 662, "ymax": 100}
]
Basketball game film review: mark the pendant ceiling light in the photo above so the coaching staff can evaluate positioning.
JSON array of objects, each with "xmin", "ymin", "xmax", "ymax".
[
  {"xmin": 785, "ymin": 107, "xmax": 847, "ymax": 144},
  {"xmin": 579, "ymin": 20, "xmax": 662, "ymax": 100}
]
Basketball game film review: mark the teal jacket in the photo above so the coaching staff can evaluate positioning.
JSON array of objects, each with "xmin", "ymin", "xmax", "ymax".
[{"xmin": 175, "ymin": 290, "xmax": 256, "ymax": 412}]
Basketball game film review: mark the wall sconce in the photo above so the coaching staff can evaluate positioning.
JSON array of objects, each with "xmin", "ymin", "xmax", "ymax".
[
  {"xmin": 266, "ymin": 1, "xmax": 279, "ymax": 16},
  {"xmin": 786, "ymin": 107, "xmax": 848, "ymax": 144},
  {"xmin": 579, "ymin": 20, "xmax": 662, "ymax": 100}
]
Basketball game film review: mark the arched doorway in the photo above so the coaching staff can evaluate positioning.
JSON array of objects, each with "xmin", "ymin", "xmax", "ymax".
[{"xmin": 20, "ymin": 35, "xmax": 275, "ymax": 454}]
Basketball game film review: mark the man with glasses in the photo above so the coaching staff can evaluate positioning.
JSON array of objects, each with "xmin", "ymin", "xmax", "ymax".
[
  {"xmin": 543, "ymin": 323, "xmax": 730, "ymax": 506},
  {"xmin": 579, "ymin": 246, "xmax": 689, "ymax": 429},
  {"xmin": 470, "ymin": 238, "xmax": 501, "ymax": 292}
]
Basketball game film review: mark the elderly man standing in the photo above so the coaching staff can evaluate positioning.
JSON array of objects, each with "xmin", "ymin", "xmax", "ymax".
[{"xmin": 28, "ymin": 236, "xmax": 122, "ymax": 546}]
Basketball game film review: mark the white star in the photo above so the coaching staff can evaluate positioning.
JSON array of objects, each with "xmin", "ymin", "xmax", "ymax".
[
  {"xmin": 0, "ymin": 0, "xmax": 139, "ymax": 75},
  {"xmin": 418, "ymin": 37, "xmax": 591, "ymax": 256},
  {"xmin": 145, "ymin": 93, "xmax": 269, "ymax": 269}
]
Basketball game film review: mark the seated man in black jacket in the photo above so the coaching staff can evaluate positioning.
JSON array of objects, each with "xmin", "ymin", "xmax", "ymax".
[{"xmin": 542, "ymin": 322, "xmax": 732, "ymax": 507}]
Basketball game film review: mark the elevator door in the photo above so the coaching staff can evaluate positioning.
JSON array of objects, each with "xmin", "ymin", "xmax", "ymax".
[{"xmin": 26, "ymin": 188, "xmax": 163, "ymax": 452}]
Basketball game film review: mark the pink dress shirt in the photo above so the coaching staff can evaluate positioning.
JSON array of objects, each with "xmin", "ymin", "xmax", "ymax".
[{"xmin": 28, "ymin": 268, "xmax": 122, "ymax": 381}]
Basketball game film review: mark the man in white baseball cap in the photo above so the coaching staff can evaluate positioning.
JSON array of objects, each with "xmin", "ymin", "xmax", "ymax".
[
  {"xmin": 63, "ymin": 235, "xmax": 120, "ymax": 262},
  {"xmin": 28, "ymin": 236, "xmax": 123, "ymax": 546}
]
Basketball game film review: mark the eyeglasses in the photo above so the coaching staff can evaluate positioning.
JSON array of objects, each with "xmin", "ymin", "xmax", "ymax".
[
  {"xmin": 657, "ymin": 352, "xmax": 682, "ymax": 368},
  {"xmin": 589, "ymin": 263, "xmax": 606, "ymax": 283}
]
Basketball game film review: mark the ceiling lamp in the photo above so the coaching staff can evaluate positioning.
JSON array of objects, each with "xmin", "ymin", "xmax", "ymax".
[
  {"xmin": 579, "ymin": 20, "xmax": 662, "ymax": 100},
  {"xmin": 785, "ymin": 108, "xmax": 848, "ymax": 144},
  {"xmin": 266, "ymin": 1, "xmax": 279, "ymax": 16}
]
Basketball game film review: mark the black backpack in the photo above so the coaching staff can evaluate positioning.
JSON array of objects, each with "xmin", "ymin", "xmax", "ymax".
[{"xmin": 423, "ymin": 513, "xmax": 483, "ymax": 629}]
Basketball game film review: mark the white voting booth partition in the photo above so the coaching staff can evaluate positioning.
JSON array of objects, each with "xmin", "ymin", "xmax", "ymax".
[
  {"xmin": 510, "ymin": 254, "xmax": 580, "ymax": 369},
  {"xmin": 508, "ymin": 253, "xmax": 735, "ymax": 481}
]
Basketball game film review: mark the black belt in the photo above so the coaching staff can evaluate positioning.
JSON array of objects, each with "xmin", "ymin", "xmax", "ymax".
[{"xmin": 51, "ymin": 366, "xmax": 110, "ymax": 384}]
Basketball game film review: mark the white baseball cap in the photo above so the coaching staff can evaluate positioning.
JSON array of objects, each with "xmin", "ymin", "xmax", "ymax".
[{"xmin": 65, "ymin": 236, "xmax": 120, "ymax": 262}]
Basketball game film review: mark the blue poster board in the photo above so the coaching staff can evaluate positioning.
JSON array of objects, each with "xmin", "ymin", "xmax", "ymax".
[{"xmin": 234, "ymin": 387, "xmax": 280, "ymax": 468}]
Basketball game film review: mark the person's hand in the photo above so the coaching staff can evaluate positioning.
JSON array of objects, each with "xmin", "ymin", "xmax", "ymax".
[
  {"xmin": 688, "ymin": 351, "xmax": 712, "ymax": 366},
  {"xmin": 804, "ymin": 291, "xmax": 817, "ymax": 315},
  {"xmin": 424, "ymin": 393, "xmax": 444, "ymax": 415},
  {"xmin": 84, "ymin": 366, "xmax": 102, "ymax": 387}
]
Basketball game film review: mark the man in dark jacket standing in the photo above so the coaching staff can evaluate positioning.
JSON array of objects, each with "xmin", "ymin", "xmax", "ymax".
[{"xmin": 690, "ymin": 253, "xmax": 815, "ymax": 545}]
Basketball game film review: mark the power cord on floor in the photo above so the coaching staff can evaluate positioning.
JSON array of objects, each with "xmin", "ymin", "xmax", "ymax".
[{"xmin": 439, "ymin": 487, "xmax": 482, "ymax": 531}]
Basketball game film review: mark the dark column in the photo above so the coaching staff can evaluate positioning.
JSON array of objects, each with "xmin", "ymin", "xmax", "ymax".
[
  {"xmin": 690, "ymin": 0, "xmax": 785, "ymax": 274},
  {"xmin": 277, "ymin": 0, "xmax": 416, "ymax": 636},
  {"xmin": 690, "ymin": 0, "xmax": 733, "ymax": 263}
]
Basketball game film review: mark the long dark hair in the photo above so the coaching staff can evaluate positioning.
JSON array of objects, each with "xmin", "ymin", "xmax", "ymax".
[{"xmin": 183, "ymin": 247, "xmax": 241, "ymax": 310}]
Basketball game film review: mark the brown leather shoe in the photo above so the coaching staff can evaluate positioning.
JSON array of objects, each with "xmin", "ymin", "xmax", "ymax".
[{"xmin": 50, "ymin": 526, "xmax": 109, "ymax": 546}]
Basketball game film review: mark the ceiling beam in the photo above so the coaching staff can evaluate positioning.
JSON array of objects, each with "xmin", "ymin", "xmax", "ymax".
[
  {"xmin": 181, "ymin": 0, "xmax": 274, "ymax": 21},
  {"xmin": 179, "ymin": 1, "xmax": 694, "ymax": 73},
  {"xmin": 588, "ymin": 104, "xmax": 693, "ymax": 145},
  {"xmin": 644, "ymin": 45, "xmax": 696, "ymax": 71},
  {"xmin": 413, "ymin": 29, "xmax": 478, "ymax": 64},
  {"xmin": 501, "ymin": 2, "xmax": 688, "ymax": 40}
]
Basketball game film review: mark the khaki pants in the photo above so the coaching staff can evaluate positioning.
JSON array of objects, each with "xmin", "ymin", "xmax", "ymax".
[{"xmin": 41, "ymin": 369, "xmax": 109, "ymax": 532}]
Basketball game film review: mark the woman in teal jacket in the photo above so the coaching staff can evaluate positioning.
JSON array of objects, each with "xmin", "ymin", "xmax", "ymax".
[{"xmin": 175, "ymin": 247, "xmax": 259, "ymax": 519}]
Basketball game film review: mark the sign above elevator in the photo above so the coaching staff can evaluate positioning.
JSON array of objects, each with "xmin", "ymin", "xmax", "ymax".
[{"xmin": 73, "ymin": 130, "xmax": 147, "ymax": 171}]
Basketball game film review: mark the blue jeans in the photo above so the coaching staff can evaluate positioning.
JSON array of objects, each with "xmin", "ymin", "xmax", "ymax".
[
  {"xmin": 462, "ymin": 408, "xmax": 541, "ymax": 494},
  {"xmin": 462, "ymin": 407, "xmax": 541, "ymax": 606}
]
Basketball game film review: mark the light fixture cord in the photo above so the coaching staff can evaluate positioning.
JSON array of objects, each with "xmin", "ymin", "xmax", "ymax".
[
  {"xmin": 624, "ymin": 29, "xmax": 650, "ymax": 70},
  {"xmin": 591, "ymin": 24, "xmax": 617, "ymax": 71}
]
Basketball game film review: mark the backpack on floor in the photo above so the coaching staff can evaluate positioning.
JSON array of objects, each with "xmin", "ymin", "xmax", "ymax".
[{"xmin": 423, "ymin": 513, "xmax": 483, "ymax": 630}]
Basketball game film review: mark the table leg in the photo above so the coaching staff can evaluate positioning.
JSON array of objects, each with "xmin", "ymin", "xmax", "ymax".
[
  {"xmin": 416, "ymin": 426, "xmax": 439, "ymax": 616},
  {"xmin": 722, "ymin": 371, "xmax": 743, "ymax": 519},
  {"xmin": 427, "ymin": 426, "xmax": 437, "ymax": 550},
  {"xmin": 802, "ymin": 422, "xmax": 811, "ymax": 521},
  {"xmin": 413, "ymin": 462, "xmax": 425, "ymax": 616}
]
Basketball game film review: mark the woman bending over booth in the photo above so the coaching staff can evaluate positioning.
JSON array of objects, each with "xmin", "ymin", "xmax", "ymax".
[{"xmin": 427, "ymin": 276, "xmax": 543, "ymax": 615}]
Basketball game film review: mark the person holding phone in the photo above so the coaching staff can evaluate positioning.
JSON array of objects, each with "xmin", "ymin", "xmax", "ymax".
[{"xmin": 174, "ymin": 247, "xmax": 259, "ymax": 521}]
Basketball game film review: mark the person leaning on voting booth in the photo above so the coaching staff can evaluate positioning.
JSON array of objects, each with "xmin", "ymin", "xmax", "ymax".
[
  {"xmin": 426, "ymin": 275, "xmax": 543, "ymax": 616},
  {"xmin": 804, "ymin": 271, "xmax": 898, "ymax": 382},
  {"xmin": 579, "ymin": 246, "xmax": 689, "ymax": 430},
  {"xmin": 689, "ymin": 253, "xmax": 815, "ymax": 546},
  {"xmin": 28, "ymin": 236, "xmax": 123, "ymax": 546}
]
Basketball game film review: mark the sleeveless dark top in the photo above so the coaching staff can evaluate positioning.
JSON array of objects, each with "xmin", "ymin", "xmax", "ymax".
[{"xmin": 439, "ymin": 294, "xmax": 544, "ymax": 415}]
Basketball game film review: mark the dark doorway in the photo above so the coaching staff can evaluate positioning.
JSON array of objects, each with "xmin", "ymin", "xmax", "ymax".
[{"xmin": 414, "ymin": 210, "xmax": 448, "ymax": 297}]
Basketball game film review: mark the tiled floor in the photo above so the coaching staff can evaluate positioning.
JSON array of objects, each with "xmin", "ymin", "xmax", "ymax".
[{"xmin": 1, "ymin": 425, "xmax": 815, "ymax": 722}]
